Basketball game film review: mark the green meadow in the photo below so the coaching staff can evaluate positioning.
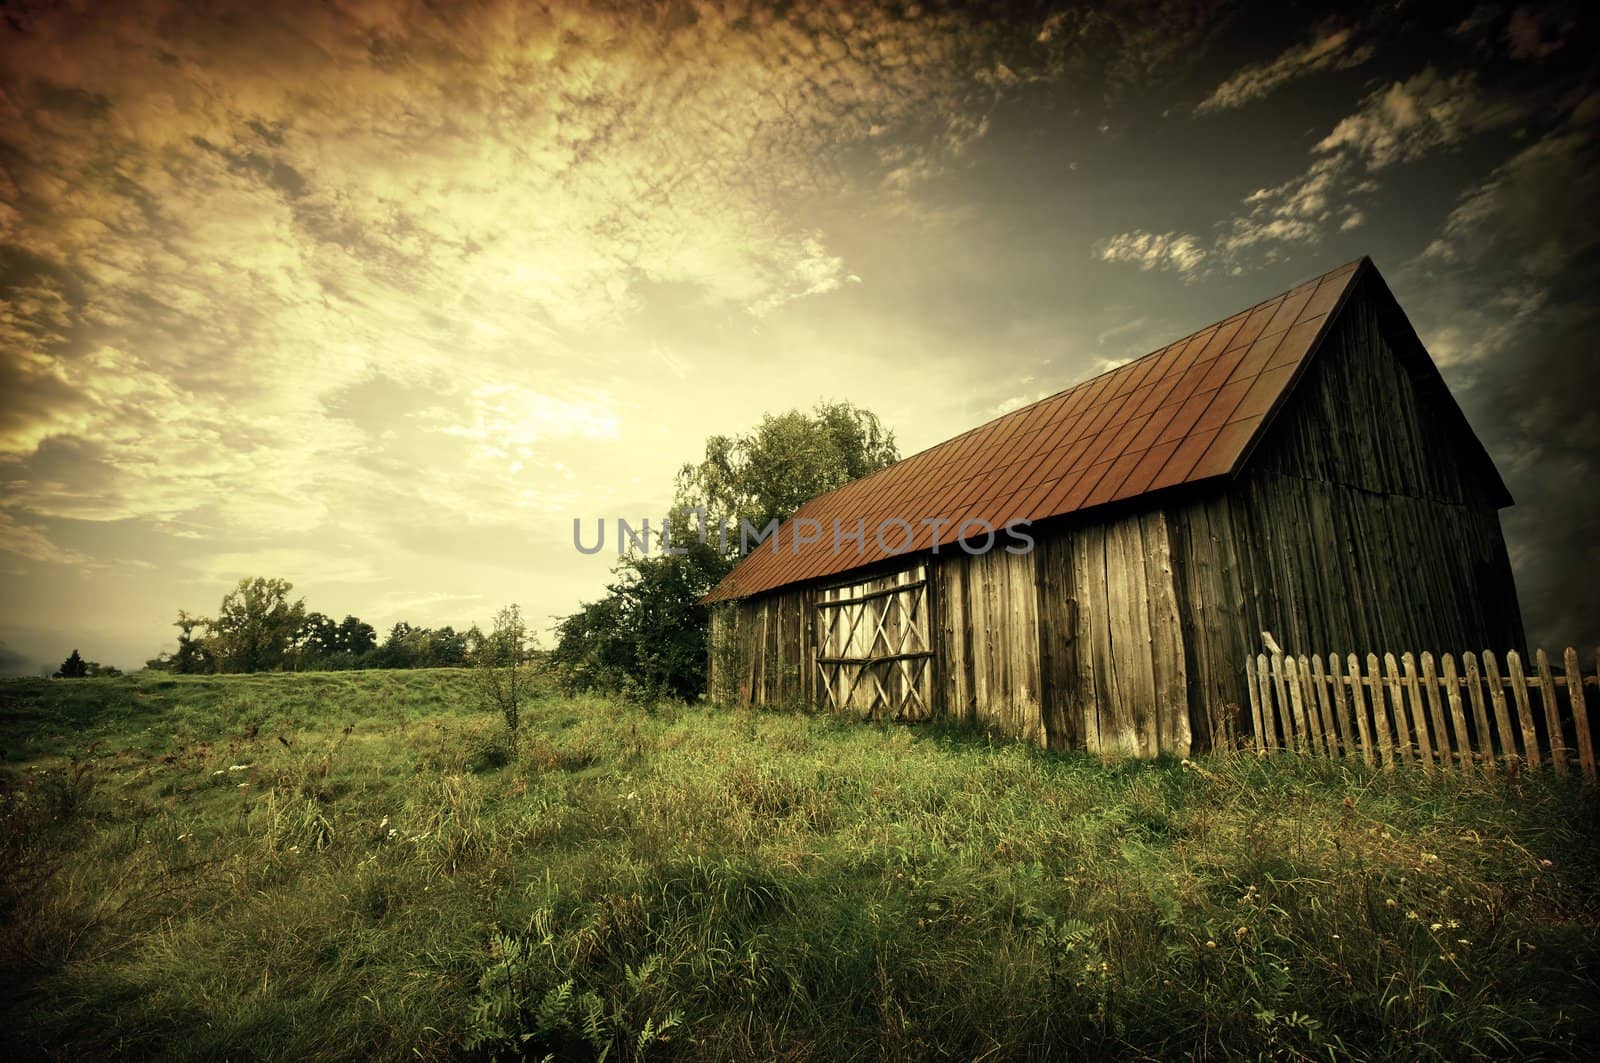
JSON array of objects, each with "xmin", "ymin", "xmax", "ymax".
[{"xmin": 2, "ymin": 669, "xmax": 1596, "ymax": 1059}]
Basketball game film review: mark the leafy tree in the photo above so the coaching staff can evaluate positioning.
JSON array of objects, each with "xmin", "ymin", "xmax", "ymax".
[
  {"xmin": 296, "ymin": 611, "xmax": 340, "ymax": 665},
  {"xmin": 171, "ymin": 611, "xmax": 214, "ymax": 674},
  {"xmin": 54, "ymin": 649, "xmax": 88, "ymax": 678},
  {"xmin": 476, "ymin": 605, "xmax": 534, "ymax": 735},
  {"xmin": 208, "ymin": 577, "xmax": 306, "ymax": 673},
  {"xmin": 551, "ymin": 541, "xmax": 726, "ymax": 700},
  {"xmin": 674, "ymin": 400, "xmax": 898, "ymax": 553},
  {"xmin": 336, "ymin": 615, "xmax": 377, "ymax": 657},
  {"xmin": 556, "ymin": 402, "xmax": 899, "ymax": 700}
]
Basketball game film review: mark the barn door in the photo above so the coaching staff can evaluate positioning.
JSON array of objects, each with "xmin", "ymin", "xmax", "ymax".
[{"xmin": 815, "ymin": 564, "xmax": 933, "ymax": 720}]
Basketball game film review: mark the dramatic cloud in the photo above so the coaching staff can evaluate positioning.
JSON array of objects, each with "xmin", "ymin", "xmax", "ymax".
[
  {"xmin": 0, "ymin": 0, "xmax": 1225, "ymax": 666},
  {"xmin": 1096, "ymin": 230, "xmax": 1208, "ymax": 274},
  {"xmin": 1216, "ymin": 69, "xmax": 1521, "ymax": 259},
  {"xmin": 1196, "ymin": 23, "xmax": 1373, "ymax": 113}
]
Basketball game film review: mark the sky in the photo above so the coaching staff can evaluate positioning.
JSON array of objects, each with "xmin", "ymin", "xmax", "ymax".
[{"xmin": 0, "ymin": 0, "xmax": 1596, "ymax": 674}]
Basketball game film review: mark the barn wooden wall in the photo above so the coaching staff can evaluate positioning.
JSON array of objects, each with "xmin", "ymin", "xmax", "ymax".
[
  {"xmin": 711, "ymin": 512, "xmax": 1196, "ymax": 757},
  {"xmin": 1164, "ymin": 288, "xmax": 1525, "ymax": 743},
  {"xmin": 708, "ymin": 285, "xmax": 1522, "ymax": 759}
]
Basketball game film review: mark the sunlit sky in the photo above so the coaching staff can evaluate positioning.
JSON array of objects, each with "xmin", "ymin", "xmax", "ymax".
[{"xmin": 2, "ymin": 0, "xmax": 1596, "ymax": 673}]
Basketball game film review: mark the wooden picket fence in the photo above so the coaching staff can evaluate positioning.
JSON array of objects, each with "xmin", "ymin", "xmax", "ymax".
[{"xmin": 1244, "ymin": 643, "xmax": 1598, "ymax": 783}]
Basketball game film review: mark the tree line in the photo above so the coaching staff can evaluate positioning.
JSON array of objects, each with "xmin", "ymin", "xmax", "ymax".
[{"xmin": 144, "ymin": 577, "xmax": 491, "ymax": 675}]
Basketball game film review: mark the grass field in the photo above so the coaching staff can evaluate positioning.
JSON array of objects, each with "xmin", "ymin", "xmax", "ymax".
[{"xmin": 2, "ymin": 669, "xmax": 1597, "ymax": 1060}]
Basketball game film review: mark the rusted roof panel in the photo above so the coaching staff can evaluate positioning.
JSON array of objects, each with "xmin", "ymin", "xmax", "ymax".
[{"xmin": 704, "ymin": 258, "xmax": 1368, "ymax": 603}]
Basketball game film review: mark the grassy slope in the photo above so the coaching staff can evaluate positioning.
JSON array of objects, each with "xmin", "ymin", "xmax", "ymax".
[{"xmin": 1, "ymin": 670, "xmax": 1597, "ymax": 1060}]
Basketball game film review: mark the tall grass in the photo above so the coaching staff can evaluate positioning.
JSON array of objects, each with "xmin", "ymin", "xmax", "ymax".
[{"xmin": 2, "ymin": 670, "xmax": 1596, "ymax": 1059}]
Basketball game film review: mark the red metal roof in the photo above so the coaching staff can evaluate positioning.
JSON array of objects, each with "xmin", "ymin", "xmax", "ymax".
[{"xmin": 704, "ymin": 257, "xmax": 1367, "ymax": 603}]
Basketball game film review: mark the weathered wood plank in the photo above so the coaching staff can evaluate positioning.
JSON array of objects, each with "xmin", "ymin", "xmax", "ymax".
[
  {"xmin": 1256, "ymin": 654, "xmax": 1278, "ymax": 750},
  {"xmin": 1271, "ymin": 651, "xmax": 1294, "ymax": 750},
  {"xmin": 1427, "ymin": 653, "xmax": 1452, "ymax": 768},
  {"xmin": 1457, "ymin": 654, "xmax": 1491, "ymax": 771},
  {"xmin": 1480, "ymin": 651, "xmax": 1515, "ymax": 770},
  {"xmin": 1421, "ymin": 652, "xmax": 1456, "ymax": 772},
  {"xmin": 1566, "ymin": 646, "xmax": 1595, "ymax": 784},
  {"xmin": 1311, "ymin": 655, "xmax": 1340, "ymax": 755},
  {"xmin": 1440, "ymin": 654, "xmax": 1473, "ymax": 772},
  {"xmin": 1245, "ymin": 653, "xmax": 1266, "ymax": 752},
  {"xmin": 1341, "ymin": 653, "xmax": 1373, "ymax": 766},
  {"xmin": 1384, "ymin": 653, "xmax": 1413, "ymax": 766},
  {"xmin": 1285, "ymin": 656, "xmax": 1311, "ymax": 754},
  {"xmin": 1366, "ymin": 653, "xmax": 1393, "ymax": 769},
  {"xmin": 1536, "ymin": 649, "xmax": 1566, "ymax": 775},
  {"xmin": 1401, "ymin": 653, "xmax": 1434, "ymax": 773},
  {"xmin": 1505, "ymin": 650, "xmax": 1541, "ymax": 769}
]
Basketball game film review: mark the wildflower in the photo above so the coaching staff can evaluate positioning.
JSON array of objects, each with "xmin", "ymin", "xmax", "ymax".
[
  {"xmin": 1430, "ymin": 923, "xmax": 1443, "ymax": 932},
  {"xmin": 1457, "ymin": 938, "xmax": 1471, "ymax": 946},
  {"xmin": 1419, "ymin": 851, "xmax": 1438, "ymax": 864},
  {"xmin": 1205, "ymin": 940, "xmax": 1217, "ymax": 949},
  {"xmin": 1406, "ymin": 910, "xmax": 1419, "ymax": 921},
  {"xmin": 1446, "ymin": 919, "xmax": 1460, "ymax": 929},
  {"xmin": 288, "ymin": 845, "xmax": 300, "ymax": 853},
  {"xmin": 378, "ymin": 816, "xmax": 388, "ymax": 830},
  {"xmin": 1236, "ymin": 926, "xmax": 1248, "ymax": 939},
  {"xmin": 1539, "ymin": 858, "xmax": 1554, "ymax": 869},
  {"xmin": 1385, "ymin": 898, "xmax": 1397, "ymax": 909}
]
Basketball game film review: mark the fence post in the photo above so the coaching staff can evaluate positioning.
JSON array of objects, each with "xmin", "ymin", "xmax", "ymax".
[
  {"xmin": 1505, "ymin": 650, "xmax": 1541, "ymax": 770},
  {"xmin": 1457, "ymin": 653, "xmax": 1491, "ymax": 772},
  {"xmin": 1246, "ymin": 656, "xmax": 1266, "ymax": 753},
  {"xmin": 1401, "ymin": 653, "xmax": 1434, "ymax": 773},
  {"xmin": 1440, "ymin": 653, "xmax": 1472, "ymax": 768},
  {"xmin": 1344, "ymin": 653, "xmax": 1373, "ymax": 767},
  {"xmin": 1565, "ymin": 647, "xmax": 1594, "ymax": 784},
  {"xmin": 1535, "ymin": 650, "xmax": 1566, "ymax": 775},
  {"xmin": 1367, "ymin": 653, "xmax": 1394, "ymax": 769},
  {"xmin": 1480, "ymin": 652, "xmax": 1513, "ymax": 770}
]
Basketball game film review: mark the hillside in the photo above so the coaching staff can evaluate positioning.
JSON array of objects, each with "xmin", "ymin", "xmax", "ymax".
[{"xmin": 2, "ymin": 670, "xmax": 1597, "ymax": 1059}]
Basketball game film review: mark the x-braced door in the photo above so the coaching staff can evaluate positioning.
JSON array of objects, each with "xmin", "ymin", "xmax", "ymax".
[{"xmin": 815, "ymin": 564, "xmax": 933, "ymax": 720}]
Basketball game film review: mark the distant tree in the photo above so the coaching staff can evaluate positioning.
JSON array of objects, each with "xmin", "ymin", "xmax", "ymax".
[
  {"xmin": 172, "ymin": 611, "xmax": 214, "ymax": 674},
  {"xmin": 427, "ymin": 626, "xmax": 470, "ymax": 667},
  {"xmin": 208, "ymin": 577, "xmax": 306, "ymax": 673},
  {"xmin": 476, "ymin": 604, "xmax": 534, "ymax": 735},
  {"xmin": 295, "ymin": 611, "xmax": 340, "ymax": 666},
  {"xmin": 54, "ymin": 649, "xmax": 88, "ymax": 678},
  {"xmin": 336, "ymin": 615, "xmax": 377, "ymax": 658}
]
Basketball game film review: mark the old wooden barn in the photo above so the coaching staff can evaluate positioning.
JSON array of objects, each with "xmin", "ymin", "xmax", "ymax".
[{"xmin": 704, "ymin": 258, "xmax": 1525, "ymax": 756}]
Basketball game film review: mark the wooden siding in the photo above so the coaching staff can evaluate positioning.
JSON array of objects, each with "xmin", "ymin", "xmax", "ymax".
[
  {"xmin": 714, "ymin": 512, "xmax": 1194, "ymax": 756},
  {"xmin": 934, "ymin": 548, "xmax": 1044, "ymax": 744}
]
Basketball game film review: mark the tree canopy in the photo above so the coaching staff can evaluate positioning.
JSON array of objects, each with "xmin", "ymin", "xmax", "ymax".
[
  {"xmin": 555, "ymin": 401, "xmax": 899, "ymax": 700},
  {"xmin": 673, "ymin": 400, "xmax": 897, "ymax": 551}
]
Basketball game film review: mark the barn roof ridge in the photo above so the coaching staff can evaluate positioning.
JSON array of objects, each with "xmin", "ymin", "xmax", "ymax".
[
  {"xmin": 705, "ymin": 255, "xmax": 1391, "ymax": 603},
  {"xmin": 903, "ymin": 255, "xmax": 1370, "ymax": 465}
]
